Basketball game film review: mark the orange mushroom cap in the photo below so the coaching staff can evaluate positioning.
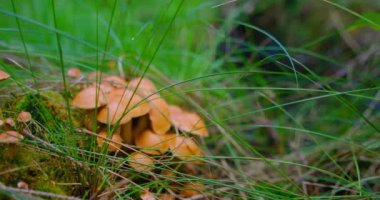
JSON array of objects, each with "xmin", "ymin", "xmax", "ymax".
[
  {"xmin": 97, "ymin": 89, "xmax": 150, "ymax": 125},
  {"xmin": 135, "ymin": 129, "xmax": 170, "ymax": 155},
  {"xmin": 0, "ymin": 70, "xmax": 10, "ymax": 81},
  {"xmin": 128, "ymin": 77, "xmax": 157, "ymax": 96},
  {"xmin": 129, "ymin": 152, "xmax": 155, "ymax": 172},
  {"xmin": 17, "ymin": 111, "xmax": 32, "ymax": 123},
  {"xmin": 168, "ymin": 135, "xmax": 202, "ymax": 161},
  {"xmin": 97, "ymin": 130, "xmax": 123, "ymax": 152},
  {"xmin": 148, "ymin": 97, "xmax": 171, "ymax": 135},
  {"xmin": 129, "ymin": 77, "xmax": 170, "ymax": 134},
  {"xmin": 67, "ymin": 68, "xmax": 81, "ymax": 78},
  {"xmin": 169, "ymin": 105, "xmax": 208, "ymax": 137},
  {"xmin": 89, "ymin": 82, "xmax": 115, "ymax": 94},
  {"xmin": 159, "ymin": 193, "xmax": 174, "ymax": 200},
  {"xmin": 88, "ymin": 71, "xmax": 101, "ymax": 80},
  {"xmin": 72, "ymin": 85, "xmax": 108, "ymax": 109},
  {"xmin": 140, "ymin": 190, "xmax": 155, "ymax": 200},
  {"xmin": 0, "ymin": 131, "xmax": 23, "ymax": 143},
  {"xmin": 129, "ymin": 78, "xmax": 170, "ymax": 135},
  {"xmin": 103, "ymin": 75, "xmax": 127, "ymax": 88},
  {"xmin": 180, "ymin": 182, "xmax": 205, "ymax": 197}
]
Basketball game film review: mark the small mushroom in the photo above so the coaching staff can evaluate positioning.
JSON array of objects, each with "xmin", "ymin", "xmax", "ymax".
[
  {"xmin": 17, "ymin": 111, "xmax": 32, "ymax": 123},
  {"xmin": 97, "ymin": 130, "xmax": 123, "ymax": 152},
  {"xmin": 140, "ymin": 189, "xmax": 155, "ymax": 200},
  {"xmin": 180, "ymin": 182, "xmax": 205, "ymax": 197},
  {"xmin": 0, "ymin": 70, "xmax": 10, "ymax": 81},
  {"xmin": 0, "ymin": 119, "xmax": 4, "ymax": 127},
  {"xmin": 129, "ymin": 152, "xmax": 155, "ymax": 172},
  {"xmin": 97, "ymin": 89, "xmax": 150, "ymax": 125},
  {"xmin": 17, "ymin": 181, "xmax": 29, "ymax": 189},
  {"xmin": 0, "ymin": 131, "xmax": 23, "ymax": 143},
  {"xmin": 159, "ymin": 194, "xmax": 174, "ymax": 200},
  {"xmin": 67, "ymin": 68, "xmax": 81, "ymax": 78},
  {"xmin": 168, "ymin": 135, "xmax": 202, "ymax": 161},
  {"xmin": 135, "ymin": 129, "xmax": 170, "ymax": 155},
  {"xmin": 72, "ymin": 85, "xmax": 108, "ymax": 109},
  {"xmin": 169, "ymin": 105, "xmax": 208, "ymax": 137},
  {"xmin": 5, "ymin": 118, "xmax": 15, "ymax": 127}
]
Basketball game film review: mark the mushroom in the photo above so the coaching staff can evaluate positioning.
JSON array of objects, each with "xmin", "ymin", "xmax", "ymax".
[
  {"xmin": 0, "ymin": 119, "xmax": 4, "ymax": 127},
  {"xmin": 168, "ymin": 135, "xmax": 202, "ymax": 161},
  {"xmin": 0, "ymin": 70, "xmax": 10, "ymax": 81},
  {"xmin": 129, "ymin": 152, "xmax": 155, "ymax": 172},
  {"xmin": 97, "ymin": 130, "xmax": 123, "ymax": 152},
  {"xmin": 148, "ymin": 96, "xmax": 171, "ymax": 135},
  {"xmin": 128, "ymin": 78, "xmax": 171, "ymax": 135},
  {"xmin": 5, "ymin": 118, "xmax": 15, "ymax": 127},
  {"xmin": 128, "ymin": 77, "xmax": 157, "ymax": 96},
  {"xmin": 67, "ymin": 68, "xmax": 81, "ymax": 78},
  {"xmin": 97, "ymin": 89, "xmax": 150, "ymax": 125},
  {"xmin": 133, "ymin": 115, "xmax": 150, "ymax": 136},
  {"xmin": 88, "ymin": 71, "xmax": 101, "ymax": 80},
  {"xmin": 169, "ymin": 105, "xmax": 208, "ymax": 137},
  {"xmin": 17, "ymin": 111, "xmax": 31, "ymax": 123},
  {"xmin": 140, "ymin": 189, "xmax": 155, "ymax": 200},
  {"xmin": 83, "ymin": 110, "xmax": 100, "ymax": 131},
  {"xmin": 180, "ymin": 182, "xmax": 205, "ymax": 197},
  {"xmin": 159, "ymin": 194, "xmax": 174, "ymax": 200},
  {"xmin": 120, "ymin": 121, "xmax": 133, "ymax": 144},
  {"xmin": 89, "ymin": 82, "xmax": 115, "ymax": 94},
  {"xmin": 72, "ymin": 85, "xmax": 108, "ymax": 109},
  {"xmin": 0, "ymin": 131, "xmax": 23, "ymax": 143},
  {"xmin": 135, "ymin": 129, "xmax": 170, "ymax": 155},
  {"xmin": 17, "ymin": 181, "xmax": 29, "ymax": 189},
  {"xmin": 103, "ymin": 75, "xmax": 127, "ymax": 88}
]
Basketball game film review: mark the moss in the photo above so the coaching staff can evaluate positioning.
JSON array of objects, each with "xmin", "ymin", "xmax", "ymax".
[
  {"xmin": 35, "ymin": 181, "xmax": 67, "ymax": 196},
  {"xmin": 13, "ymin": 91, "xmax": 80, "ymax": 127},
  {"xmin": 0, "ymin": 144, "xmax": 81, "ymax": 196},
  {"xmin": 9, "ymin": 91, "xmax": 83, "ymax": 144},
  {"xmin": 0, "ymin": 90, "xmax": 91, "ymax": 197}
]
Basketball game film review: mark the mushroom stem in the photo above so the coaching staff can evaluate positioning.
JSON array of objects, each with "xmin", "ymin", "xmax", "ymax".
[
  {"xmin": 120, "ymin": 121, "xmax": 133, "ymax": 144},
  {"xmin": 132, "ymin": 115, "xmax": 149, "ymax": 135}
]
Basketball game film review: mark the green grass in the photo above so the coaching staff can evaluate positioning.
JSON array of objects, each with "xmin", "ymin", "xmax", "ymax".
[{"xmin": 1, "ymin": 0, "xmax": 380, "ymax": 199}]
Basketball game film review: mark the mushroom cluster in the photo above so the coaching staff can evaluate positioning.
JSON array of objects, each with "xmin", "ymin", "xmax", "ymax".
[
  {"xmin": 0, "ymin": 72, "xmax": 26, "ymax": 143},
  {"xmin": 0, "ymin": 111, "xmax": 31, "ymax": 143},
  {"xmin": 70, "ymin": 70, "xmax": 209, "ymax": 171}
]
